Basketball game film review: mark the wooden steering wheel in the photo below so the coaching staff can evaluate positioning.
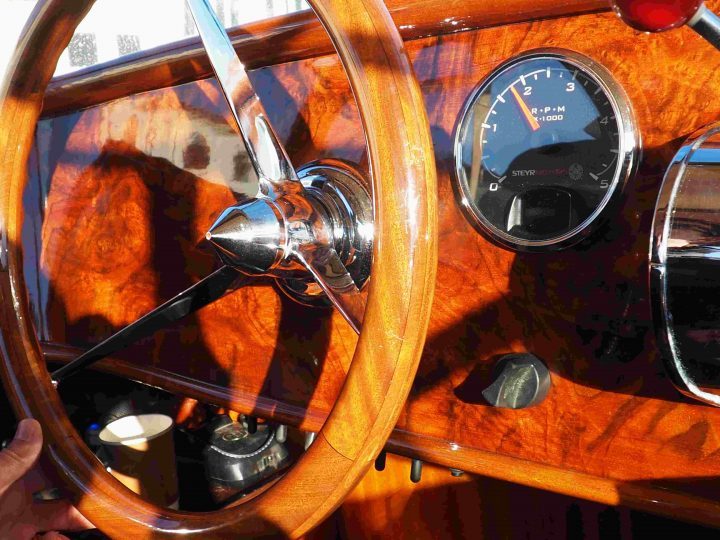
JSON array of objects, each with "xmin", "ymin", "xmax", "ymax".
[{"xmin": 0, "ymin": 0, "xmax": 437, "ymax": 537}]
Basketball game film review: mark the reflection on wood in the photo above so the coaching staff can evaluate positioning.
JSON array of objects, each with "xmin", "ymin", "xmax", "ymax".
[
  {"xmin": 34, "ymin": 71, "xmax": 359, "ymax": 419},
  {"xmin": 30, "ymin": 0, "xmax": 720, "ymax": 528}
]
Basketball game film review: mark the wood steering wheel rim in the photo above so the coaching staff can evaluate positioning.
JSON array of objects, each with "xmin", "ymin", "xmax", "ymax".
[{"xmin": 0, "ymin": 0, "xmax": 437, "ymax": 537}]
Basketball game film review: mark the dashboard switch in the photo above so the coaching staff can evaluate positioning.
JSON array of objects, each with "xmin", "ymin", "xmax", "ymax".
[{"xmin": 482, "ymin": 354, "xmax": 551, "ymax": 409}]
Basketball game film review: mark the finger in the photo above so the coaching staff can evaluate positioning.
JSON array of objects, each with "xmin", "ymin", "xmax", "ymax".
[
  {"xmin": 0, "ymin": 419, "xmax": 42, "ymax": 495},
  {"xmin": 31, "ymin": 499, "xmax": 95, "ymax": 532},
  {"xmin": 21, "ymin": 464, "xmax": 53, "ymax": 495},
  {"xmin": 36, "ymin": 533, "xmax": 70, "ymax": 540}
]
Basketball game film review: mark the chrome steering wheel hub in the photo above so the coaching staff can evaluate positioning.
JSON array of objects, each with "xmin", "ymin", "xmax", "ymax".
[{"xmin": 205, "ymin": 161, "xmax": 373, "ymax": 330}]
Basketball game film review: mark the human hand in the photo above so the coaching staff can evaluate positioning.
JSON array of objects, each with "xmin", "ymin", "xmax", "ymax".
[{"xmin": 0, "ymin": 419, "xmax": 94, "ymax": 540}]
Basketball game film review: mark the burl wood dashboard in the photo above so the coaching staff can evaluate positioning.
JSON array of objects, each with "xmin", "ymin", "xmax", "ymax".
[{"xmin": 25, "ymin": 0, "xmax": 720, "ymax": 527}]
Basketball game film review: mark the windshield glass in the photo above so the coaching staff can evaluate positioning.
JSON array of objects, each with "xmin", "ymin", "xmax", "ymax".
[{"xmin": 0, "ymin": 0, "xmax": 309, "ymax": 79}]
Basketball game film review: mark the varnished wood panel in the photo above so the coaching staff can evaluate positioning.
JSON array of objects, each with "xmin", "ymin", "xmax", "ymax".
[
  {"xmin": 29, "ymin": 2, "xmax": 720, "ymax": 528},
  {"xmin": 41, "ymin": 0, "xmax": 609, "ymax": 117}
]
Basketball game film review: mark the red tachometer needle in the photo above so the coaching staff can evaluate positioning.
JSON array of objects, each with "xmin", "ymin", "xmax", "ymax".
[{"xmin": 510, "ymin": 86, "xmax": 540, "ymax": 132}]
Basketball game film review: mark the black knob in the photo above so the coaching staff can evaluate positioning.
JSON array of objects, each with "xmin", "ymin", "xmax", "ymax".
[
  {"xmin": 482, "ymin": 353, "xmax": 551, "ymax": 409},
  {"xmin": 410, "ymin": 459, "xmax": 423, "ymax": 483},
  {"xmin": 375, "ymin": 450, "xmax": 387, "ymax": 472},
  {"xmin": 246, "ymin": 416, "xmax": 258, "ymax": 434}
]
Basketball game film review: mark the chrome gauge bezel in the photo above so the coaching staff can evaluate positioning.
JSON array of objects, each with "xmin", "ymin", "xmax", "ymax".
[
  {"xmin": 650, "ymin": 122, "xmax": 720, "ymax": 408},
  {"xmin": 453, "ymin": 48, "xmax": 641, "ymax": 252}
]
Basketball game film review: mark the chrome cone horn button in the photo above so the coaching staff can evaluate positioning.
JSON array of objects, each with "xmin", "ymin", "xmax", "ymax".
[{"xmin": 187, "ymin": 0, "xmax": 372, "ymax": 333}]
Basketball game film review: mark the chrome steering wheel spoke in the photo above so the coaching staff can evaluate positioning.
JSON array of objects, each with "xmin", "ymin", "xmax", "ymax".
[
  {"xmin": 294, "ymin": 245, "xmax": 366, "ymax": 334},
  {"xmin": 186, "ymin": 0, "xmax": 302, "ymax": 199},
  {"xmin": 188, "ymin": 1, "xmax": 373, "ymax": 334}
]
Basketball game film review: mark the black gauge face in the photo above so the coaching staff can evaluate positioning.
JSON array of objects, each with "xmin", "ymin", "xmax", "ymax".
[{"xmin": 455, "ymin": 51, "xmax": 638, "ymax": 250}]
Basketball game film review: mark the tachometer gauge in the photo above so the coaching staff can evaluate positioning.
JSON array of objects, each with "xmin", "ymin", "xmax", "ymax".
[{"xmin": 454, "ymin": 49, "xmax": 639, "ymax": 251}]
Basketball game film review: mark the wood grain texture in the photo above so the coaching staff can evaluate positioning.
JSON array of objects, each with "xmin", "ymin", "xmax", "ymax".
[
  {"xmin": 1, "ymin": 0, "xmax": 438, "ymax": 537},
  {"xmin": 28, "ymin": 0, "xmax": 720, "ymax": 530},
  {"xmin": 41, "ymin": 0, "xmax": 609, "ymax": 117}
]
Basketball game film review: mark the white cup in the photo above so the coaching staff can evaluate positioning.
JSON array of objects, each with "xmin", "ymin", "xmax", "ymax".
[{"xmin": 99, "ymin": 413, "xmax": 179, "ymax": 508}]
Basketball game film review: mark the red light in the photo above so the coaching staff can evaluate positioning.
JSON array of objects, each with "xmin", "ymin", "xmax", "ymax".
[{"xmin": 612, "ymin": 0, "xmax": 705, "ymax": 32}]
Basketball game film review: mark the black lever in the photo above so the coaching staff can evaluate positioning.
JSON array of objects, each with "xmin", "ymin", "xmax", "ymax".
[{"xmin": 51, "ymin": 266, "xmax": 244, "ymax": 384}]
